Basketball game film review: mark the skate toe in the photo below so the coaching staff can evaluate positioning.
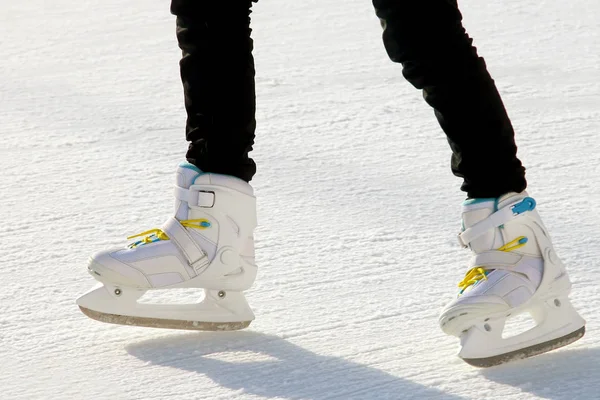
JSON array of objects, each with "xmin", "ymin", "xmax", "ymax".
[
  {"xmin": 439, "ymin": 295, "xmax": 509, "ymax": 336},
  {"xmin": 88, "ymin": 250, "xmax": 150, "ymax": 288}
]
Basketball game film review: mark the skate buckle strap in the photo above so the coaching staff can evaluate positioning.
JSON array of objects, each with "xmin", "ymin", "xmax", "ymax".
[
  {"xmin": 459, "ymin": 236, "xmax": 528, "ymax": 293},
  {"xmin": 174, "ymin": 185, "xmax": 215, "ymax": 208},
  {"xmin": 469, "ymin": 250, "xmax": 523, "ymax": 269},
  {"xmin": 161, "ymin": 217, "xmax": 209, "ymax": 269},
  {"xmin": 457, "ymin": 197, "xmax": 536, "ymax": 248}
]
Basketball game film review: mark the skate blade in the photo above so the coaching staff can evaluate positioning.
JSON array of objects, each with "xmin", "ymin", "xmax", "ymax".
[
  {"xmin": 462, "ymin": 326, "xmax": 585, "ymax": 368},
  {"xmin": 79, "ymin": 306, "xmax": 252, "ymax": 331}
]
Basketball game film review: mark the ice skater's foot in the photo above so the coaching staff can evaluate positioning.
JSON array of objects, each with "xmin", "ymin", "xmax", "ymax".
[
  {"xmin": 439, "ymin": 192, "xmax": 585, "ymax": 367},
  {"xmin": 77, "ymin": 162, "xmax": 258, "ymax": 330}
]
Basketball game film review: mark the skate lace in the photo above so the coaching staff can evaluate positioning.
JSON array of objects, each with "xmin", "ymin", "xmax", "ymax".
[
  {"xmin": 127, "ymin": 219, "xmax": 211, "ymax": 248},
  {"xmin": 457, "ymin": 236, "xmax": 528, "ymax": 294}
]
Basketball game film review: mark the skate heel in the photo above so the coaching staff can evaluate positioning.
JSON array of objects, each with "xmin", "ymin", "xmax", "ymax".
[{"xmin": 543, "ymin": 269, "xmax": 573, "ymax": 298}]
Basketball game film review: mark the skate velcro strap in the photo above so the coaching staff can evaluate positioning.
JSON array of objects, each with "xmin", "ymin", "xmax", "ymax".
[
  {"xmin": 161, "ymin": 217, "xmax": 209, "ymax": 268},
  {"xmin": 470, "ymin": 251, "xmax": 522, "ymax": 269},
  {"xmin": 174, "ymin": 185, "xmax": 215, "ymax": 208},
  {"xmin": 458, "ymin": 201, "xmax": 525, "ymax": 248}
]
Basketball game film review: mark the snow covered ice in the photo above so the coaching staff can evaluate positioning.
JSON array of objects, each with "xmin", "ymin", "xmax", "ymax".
[{"xmin": 1, "ymin": 0, "xmax": 599, "ymax": 399}]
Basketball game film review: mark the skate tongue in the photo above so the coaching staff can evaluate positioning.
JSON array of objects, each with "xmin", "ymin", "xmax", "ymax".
[
  {"xmin": 461, "ymin": 192, "xmax": 526, "ymax": 253},
  {"xmin": 174, "ymin": 162, "xmax": 204, "ymax": 220},
  {"xmin": 461, "ymin": 198, "xmax": 505, "ymax": 253},
  {"xmin": 176, "ymin": 162, "xmax": 203, "ymax": 189}
]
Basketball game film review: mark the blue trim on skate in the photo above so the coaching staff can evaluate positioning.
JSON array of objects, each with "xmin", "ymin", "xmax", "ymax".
[
  {"xmin": 178, "ymin": 161, "xmax": 203, "ymax": 174},
  {"xmin": 512, "ymin": 197, "xmax": 536, "ymax": 214},
  {"xmin": 495, "ymin": 198, "xmax": 502, "ymax": 228},
  {"xmin": 130, "ymin": 234, "xmax": 164, "ymax": 249},
  {"xmin": 463, "ymin": 198, "xmax": 496, "ymax": 206},
  {"xmin": 178, "ymin": 161, "xmax": 245, "ymax": 182}
]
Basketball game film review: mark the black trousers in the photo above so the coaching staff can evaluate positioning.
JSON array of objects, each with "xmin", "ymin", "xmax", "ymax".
[{"xmin": 170, "ymin": 0, "xmax": 527, "ymax": 198}]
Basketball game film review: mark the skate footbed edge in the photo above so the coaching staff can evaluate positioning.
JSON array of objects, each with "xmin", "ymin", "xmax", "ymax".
[
  {"xmin": 78, "ymin": 306, "xmax": 252, "ymax": 331},
  {"xmin": 461, "ymin": 325, "xmax": 585, "ymax": 368}
]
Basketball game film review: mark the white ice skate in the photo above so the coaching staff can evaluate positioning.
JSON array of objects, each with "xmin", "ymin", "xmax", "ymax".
[
  {"xmin": 439, "ymin": 192, "xmax": 585, "ymax": 367},
  {"xmin": 76, "ymin": 162, "xmax": 258, "ymax": 330}
]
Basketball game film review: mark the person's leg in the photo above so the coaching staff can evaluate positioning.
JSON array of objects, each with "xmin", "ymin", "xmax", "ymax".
[
  {"xmin": 372, "ymin": 0, "xmax": 585, "ymax": 367},
  {"xmin": 171, "ymin": 0, "xmax": 258, "ymax": 182},
  {"xmin": 77, "ymin": 0, "xmax": 260, "ymax": 330},
  {"xmin": 372, "ymin": 0, "xmax": 525, "ymax": 198}
]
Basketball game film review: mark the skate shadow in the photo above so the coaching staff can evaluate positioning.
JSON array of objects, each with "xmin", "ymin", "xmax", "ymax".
[
  {"xmin": 126, "ymin": 331, "xmax": 465, "ymax": 400},
  {"xmin": 481, "ymin": 348, "xmax": 600, "ymax": 400}
]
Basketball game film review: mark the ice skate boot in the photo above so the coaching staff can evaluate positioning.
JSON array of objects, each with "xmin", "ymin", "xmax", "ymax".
[
  {"xmin": 76, "ymin": 162, "xmax": 258, "ymax": 330},
  {"xmin": 439, "ymin": 192, "xmax": 585, "ymax": 367}
]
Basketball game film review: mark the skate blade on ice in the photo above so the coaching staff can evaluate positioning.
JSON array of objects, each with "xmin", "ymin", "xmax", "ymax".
[
  {"xmin": 462, "ymin": 326, "xmax": 585, "ymax": 367},
  {"xmin": 78, "ymin": 307, "xmax": 252, "ymax": 331},
  {"xmin": 76, "ymin": 283, "xmax": 254, "ymax": 331},
  {"xmin": 458, "ymin": 296, "xmax": 585, "ymax": 367}
]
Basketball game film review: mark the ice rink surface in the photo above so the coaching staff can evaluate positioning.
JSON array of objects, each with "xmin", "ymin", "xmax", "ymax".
[{"xmin": 1, "ymin": 0, "xmax": 599, "ymax": 399}]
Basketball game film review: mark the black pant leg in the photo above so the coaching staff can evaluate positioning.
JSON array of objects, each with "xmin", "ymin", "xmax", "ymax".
[
  {"xmin": 373, "ymin": 0, "xmax": 526, "ymax": 198},
  {"xmin": 171, "ymin": 0, "xmax": 258, "ymax": 182}
]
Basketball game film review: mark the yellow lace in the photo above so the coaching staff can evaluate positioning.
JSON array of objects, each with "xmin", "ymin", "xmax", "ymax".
[
  {"xmin": 458, "ymin": 236, "xmax": 528, "ymax": 293},
  {"xmin": 458, "ymin": 267, "xmax": 489, "ymax": 292},
  {"xmin": 127, "ymin": 219, "xmax": 211, "ymax": 248}
]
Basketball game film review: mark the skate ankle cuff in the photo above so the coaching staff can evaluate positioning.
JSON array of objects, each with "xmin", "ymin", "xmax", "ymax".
[
  {"xmin": 458, "ymin": 197, "xmax": 536, "ymax": 248},
  {"xmin": 175, "ymin": 185, "xmax": 215, "ymax": 208}
]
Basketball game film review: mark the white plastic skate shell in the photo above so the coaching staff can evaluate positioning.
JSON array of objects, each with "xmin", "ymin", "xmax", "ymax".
[
  {"xmin": 439, "ymin": 194, "xmax": 586, "ymax": 367},
  {"xmin": 76, "ymin": 165, "xmax": 258, "ymax": 331}
]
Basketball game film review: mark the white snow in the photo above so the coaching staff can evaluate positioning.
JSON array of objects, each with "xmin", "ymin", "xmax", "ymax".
[{"xmin": 1, "ymin": 0, "xmax": 599, "ymax": 399}]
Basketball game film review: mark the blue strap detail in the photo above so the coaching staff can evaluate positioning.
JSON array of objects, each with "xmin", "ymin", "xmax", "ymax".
[{"xmin": 511, "ymin": 197, "xmax": 536, "ymax": 215}]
